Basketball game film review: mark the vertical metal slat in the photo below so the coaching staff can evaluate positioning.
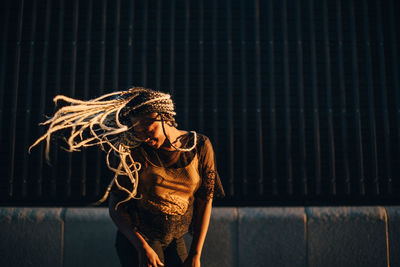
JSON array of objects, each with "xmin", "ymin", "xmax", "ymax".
[
  {"xmin": 9, "ymin": 0, "xmax": 24, "ymax": 198},
  {"xmin": 98, "ymin": 0, "xmax": 107, "ymax": 94},
  {"xmin": 126, "ymin": 0, "xmax": 135, "ymax": 86},
  {"xmin": 39, "ymin": 0, "xmax": 52, "ymax": 198},
  {"xmin": 362, "ymin": 0, "xmax": 379, "ymax": 195},
  {"xmin": 374, "ymin": 0, "xmax": 392, "ymax": 194},
  {"xmin": 51, "ymin": 0, "xmax": 65, "ymax": 198},
  {"xmin": 183, "ymin": 0, "xmax": 190, "ymax": 129},
  {"xmin": 113, "ymin": 0, "xmax": 120, "ymax": 90},
  {"xmin": 322, "ymin": 0, "xmax": 337, "ymax": 195},
  {"xmin": 95, "ymin": 0, "xmax": 108, "ymax": 197},
  {"xmin": 212, "ymin": 0, "xmax": 218, "ymax": 154},
  {"xmin": 309, "ymin": 0, "xmax": 322, "ymax": 195},
  {"xmin": 70, "ymin": 0, "xmax": 79, "ymax": 97},
  {"xmin": 268, "ymin": 0, "xmax": 278, "ymax": 196},
  {"xmin": 169, "ymin": 0, "xmax": 175, "ymax": 95},
  {"xmin": 141, "ymin": 0, "xmax": 148, "ymax": 87},
  {"xmin": 156, "ymin": 0, "xmax": 162, "ymax": 90},
  {"xmin": 295, "ymin": 0, "xmax": 307, "ymax": 196},
  {"xmin": 22, "ymin": 0, "xmax": 38, "ymax": 198},
  {"xmin": 336, "ymin": 0, "xmax": 351, "ymax": 195},
  {"xmin": 0, "ymin": 0, "xmax": 10, "ymax": 144},
  {"xmin": 198, "ymin": 0, "xmax": 204, "ymax": 132},
  {"xmin": 282, "ymin": 0, "xmax": 292, "ymax": 195},
  {"xmin": 240, "ymin": 0, "xmax": 248, "ymax": 195},
  {"xmin": 66, "ymin": 0, "xmax": 80, "ymax": 198},
  {"xmin": 227, "ymin": 0, "xmax": 234, "ymax": 196},
  {"xmin": 54, "ymin": 0, "xmax": 65, "ymax": 97},
  {"xmin": 81, "ymin": 0, "xmax": 93, "ymax": 197},
  {"xmin": 349, "ymin": 0, "xmax": 365, "ymax": 195},
  {"xmin": 387, "ymin": 0, "xmax": 399, "ymax": 195},
  {"xmin": 255, "ymin": 0, "xmax": 264, "ymax": 195}
]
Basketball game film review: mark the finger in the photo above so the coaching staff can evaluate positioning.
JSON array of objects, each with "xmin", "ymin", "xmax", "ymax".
[
  {"xmin": 156, "ymin": 257, "xmax": 164, "ymax": 266},
  {"xmin": 149, "ymin": 259, "xmax": 157, "ymax": 267}
]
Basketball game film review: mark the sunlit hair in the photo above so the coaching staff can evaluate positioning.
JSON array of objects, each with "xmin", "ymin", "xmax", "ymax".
[{"xmin": 29, "ymin": 87, "xmax": 192, "ymax": 209}]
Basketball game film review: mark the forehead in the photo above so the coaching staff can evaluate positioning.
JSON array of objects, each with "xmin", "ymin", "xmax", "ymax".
[{"xmin": 130, "ymin": 113, "xmax": 158, "ymax": 124}]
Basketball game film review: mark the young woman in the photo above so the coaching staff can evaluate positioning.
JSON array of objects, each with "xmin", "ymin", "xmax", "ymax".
[{"xmin": 29, "ymin": 87, "xmax": 224, "ymax": 267}]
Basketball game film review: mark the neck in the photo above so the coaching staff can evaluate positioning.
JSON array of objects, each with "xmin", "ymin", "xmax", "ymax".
[{"xmin": 160, "ymin": 126, "xmax": 186, "ymax": 151}]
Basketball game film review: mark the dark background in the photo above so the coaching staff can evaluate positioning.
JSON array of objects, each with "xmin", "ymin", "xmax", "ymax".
[{"xmin": 1, "ymin": 0, "xmax": 400, "ymax": 206}]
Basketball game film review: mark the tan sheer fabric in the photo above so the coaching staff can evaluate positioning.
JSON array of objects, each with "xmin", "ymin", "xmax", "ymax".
[
  {"xmin": 111, "ymin": 133, "xmax": 224, "ymax": 244},
  {"xmin": 138, "ymin": 154, "xmax": 201, "ymax": 215}
]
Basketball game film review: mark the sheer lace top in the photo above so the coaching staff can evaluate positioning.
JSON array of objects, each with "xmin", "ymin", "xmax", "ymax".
[{"xmin": 111, "ymin": 132, "xmax": 224, "ymax": 244}]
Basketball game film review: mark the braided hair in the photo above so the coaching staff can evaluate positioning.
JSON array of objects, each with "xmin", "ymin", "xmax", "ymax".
[{"xmin": 29, "ymin": 87, "xmax": 196, "ymax": 209}]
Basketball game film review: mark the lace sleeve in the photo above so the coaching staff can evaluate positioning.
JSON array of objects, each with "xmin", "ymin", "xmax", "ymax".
[{"xmin": 196, "ymin": 136, "xmax": 225, "ymax": 200}]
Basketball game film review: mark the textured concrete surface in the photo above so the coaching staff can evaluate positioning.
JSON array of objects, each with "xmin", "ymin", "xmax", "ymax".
[
  {"xmin": 238, "ymin": 207, "xmax": 306, "ymax": 267},
  {"xmin": 0, "ymin": 207, "xmax": 64, "ymax": 267},
  {"xmin": 0, "ymin": 206, "xmax": 397, "ymax": 267},
  {"xmin": 307, "ymin": 206, "xmax": 388, "ymax": 267},
  {"xmin": 202, "ymin": 207, "xmax": 238, "ymax": 267},
  {"xmin": 385, "ymin": 206, "xmax": 400, "ymax": 267},
  {"xmin": 64, "ymin": 207, "xmax": 119, "ymax": 267}
]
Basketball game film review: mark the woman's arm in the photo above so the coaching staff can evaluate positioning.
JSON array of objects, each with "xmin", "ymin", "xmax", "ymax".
[
  {"xmin": 108, "ymin": 193, "xmax": 164, "ymax": 267},
  {"xmin": 184, "ymin": 197, "xmax": 213, "ymax": 267}
]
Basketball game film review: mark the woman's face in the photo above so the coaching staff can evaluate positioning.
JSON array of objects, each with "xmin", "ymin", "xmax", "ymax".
[{"xmin": 130, "ymin": 113, "xmax": 166, "ymax": 149}]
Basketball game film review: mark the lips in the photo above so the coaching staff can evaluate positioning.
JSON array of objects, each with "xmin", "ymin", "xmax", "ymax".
[{"xmin": 146, "ymin": 138, "xmax": 157, "ymax": 146}]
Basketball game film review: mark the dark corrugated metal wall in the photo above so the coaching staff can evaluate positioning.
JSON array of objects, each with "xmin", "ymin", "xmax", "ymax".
[{"xmin": 0, "ymin": 0, "xmax": 399, "ymax": 205}]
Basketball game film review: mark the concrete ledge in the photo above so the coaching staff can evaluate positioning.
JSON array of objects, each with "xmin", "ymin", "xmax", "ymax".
[
  {"xmin": 0, "ymin": 206, "xmax": 397, "ymax": 267},
  {"xmin": 386, "ymin": 206, "xmax": 400, "ymax": 267},
  {"xmin": 64, "ymin": 208, "xmax": 119, "ymax": 267},
  {"xmin": 238, "ymin": 207, "xmax": 306, "ymax": 267},
  {"xmin": 202, "ymin": 207, "xmax": 238, "ymax": 267},
  {"xmin": 0, "ymin": 207, "xmax": 64, "ymax": 267},
  {"xmin": 307, "ymin": 206, "xmax": 388, "ymax": 267}
]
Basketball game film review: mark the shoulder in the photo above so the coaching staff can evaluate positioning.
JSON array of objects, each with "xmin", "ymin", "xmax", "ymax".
[
  {"xmin": 195, "ymin": 132, "xmax": 208, "ymax": 143},
  {"xmin": 194, "ymin": 132, "xmax": 216, "ymax": 164},
  {"xmin": 195, "ymin": 132, "xmax": 213, "ymax": 151}
]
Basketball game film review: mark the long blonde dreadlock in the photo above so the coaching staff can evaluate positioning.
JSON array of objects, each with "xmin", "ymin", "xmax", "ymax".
[{"xmin": 29, "ymin": 87, "xmax": 184, "ymax": 210}]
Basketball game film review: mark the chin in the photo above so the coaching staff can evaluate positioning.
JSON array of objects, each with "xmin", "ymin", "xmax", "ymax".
[
  {"xmin": 144, "ymin": 139, "xmax": 158, "ymax": 148},
  {"xmin": 153, "ymin": 141, "xmax": 163, "ymax": 149},
  {"xmin": 154, "ymin": 143, "xmax": 162, "ymax": 149}
]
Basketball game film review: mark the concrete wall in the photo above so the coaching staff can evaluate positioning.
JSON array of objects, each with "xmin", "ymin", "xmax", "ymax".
[{"xmin": 0, "ymin": 206, "xmax": 397, "ymax": 267}]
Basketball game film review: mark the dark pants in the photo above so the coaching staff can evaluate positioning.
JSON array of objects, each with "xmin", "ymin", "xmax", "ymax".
[{"xmin": 115, "ymin": 231, "xmax": 188, "ymax": 267}]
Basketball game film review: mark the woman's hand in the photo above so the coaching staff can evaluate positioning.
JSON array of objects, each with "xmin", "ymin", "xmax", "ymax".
[
  {"xmin": 138, "ymin": 244, "xmax": 164, "ymax": 267},
  {"xmin": 183, "ymin": 254, "xmax": 201, "ymax": 267}
]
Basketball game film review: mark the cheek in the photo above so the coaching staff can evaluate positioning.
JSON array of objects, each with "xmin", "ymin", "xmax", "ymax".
[
  {"xmin": 147, "ymin": 125, "xmax": 164, "ymax": 139},
  {"xmin": 154, "ymin": 128, "xmax": 165, "ymax": 140}
]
